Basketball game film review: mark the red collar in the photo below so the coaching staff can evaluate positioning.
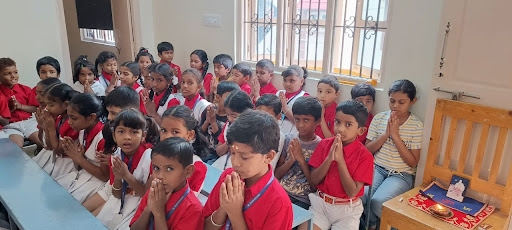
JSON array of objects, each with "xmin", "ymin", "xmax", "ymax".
[
  {"xmin": 153, "ymin": 91, "xmax": 166, "ymax": 106},
  {"xmin": 121, "ymin": 144, "xmax": 148, "ymax": 173},
  {"xmin": 0, "ymin": 84, "xmax": 20, "ymax": 94},
  {"xmin": 285, "ymin": 90, "xmax": 302, "ymax": 100},
  {"xmin": 159, "ymin": 59, "xmax": 174, "ymax": 66},
  {"xmin": 244, "ymin": 165, "xmax": 273, "ymax": 197},
  {"xmin": 102, "ymin": 70, "xmax": 113, "ymax": 82},
  {"xmin": 184, "ymin": 93, "xmax": 201, "ymax": 110},
  {"xmin": 84, "ymin": 121, "xmax": 104, "ymax": 149}
]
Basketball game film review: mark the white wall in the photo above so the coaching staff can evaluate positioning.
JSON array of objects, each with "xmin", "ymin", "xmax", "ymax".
[{"xmin": 0, "ymin": 0, "xmax": 72, "ymax": 86}]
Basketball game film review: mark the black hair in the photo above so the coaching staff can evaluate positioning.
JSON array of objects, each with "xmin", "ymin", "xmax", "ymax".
[
  {"xmin": 135, "ymin": 47, "xmax": 155, "ymax": 63},
  {"xmin": 388, "ymin": 79, "xmax": 417, "ymax": 101},
  {"xmin": 149, "ymin": 63, "xmax": 175, "ymax": 107},
  {"xmin": 36, "ymin": 56, "xmax": 61, "ymax": 75},
  {"xmin": 351, "ymin": 83, "xmax": 376, "ymax": 102},
  {"xmin": 69, "ymin": 93, "xmax": 105, "ymax": 120},
  {"xmin": 157, "ymin": 42, "xmax": 174, "ymax": 54},
  {"xmin": 226, "ymin": 110, "xmax": 279, "ymax": 154},
  {"xmin": 223, "ymin": 90, "xmax": 254, "ymax": 114},
  {"xmin": 216, "ymin": 81, "xmax": 240, "ymax": 96},
  {"xmin": 256, "ymin": 59, "xmax": 274, "ymax": 73},
  {"xmin": 282, "ymin": 65, "xmax": 308, "ymax": 87},
  {"xmin": 190, "ymin": 49, "xmax": 209, "ymax": 81},
  {"xmin": 255, "ymin": 94, "xmax": 282, "ymax": 117},
  {"xmin": 152, "ymin": 137, "xmax": 194, "ymax": 168},
  {"xmin": 292, "ymin": 96, "xmax": 322, "ymax": 121},
  {"xmin": 162, "ymin": 105, "xmax": 210, "ymax": 158},
  {"xmin": 212, "ymin": 54, "xmax": 233, "ymax": 70},
  {"xmin": 104, "ymin": 86, "xmax": 140, "ymax": 109},
  {"xmin": 37, "ymin": 78, "xmax": 61, "ymax": 88},
  {"xmin": 0, "ymin": 58, "xmax": 16, "ymax": 72},
  {"xmin": 120, "ymin": 61, "xmax": 141, "ymax": 79},
  {"xmin": 73, "ymin": 55, "xmax": 97, "ymax": 83},
  {"xmin": 336, "ymin": 100, "xmax": 369, "ymax": 128},
  {"xmin": 46, "ymin": 83, "xmax": 79, "ymax": 104},
  {"xmin": 318, "ymin": 75, "xmax": 340, "ymax": 92},
  {"xmin": 112, "ymin": 109, "xmax": 159, "ymax": 146},
  {"xmin": 95, "ymin": 51, "xmax": 117, "ymax": 73},
  {"xmin": 231, "ymin": 62, "xmax": 253, "ymax": 77}
]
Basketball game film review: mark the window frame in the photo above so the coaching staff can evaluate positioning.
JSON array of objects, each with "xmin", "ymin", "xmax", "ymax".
[{"xmin": 80, "ymin": 28, "xmax": 116, "ymax": 46}]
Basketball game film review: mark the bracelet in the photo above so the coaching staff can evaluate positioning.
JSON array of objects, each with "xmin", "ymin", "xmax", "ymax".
[
  {"xmin": 210, "ymin": 210, "xmax": 225, "ymax": 227},
  {"xmin": 111, "ymin": 184, "xmax": 122, "ymax": 191}
]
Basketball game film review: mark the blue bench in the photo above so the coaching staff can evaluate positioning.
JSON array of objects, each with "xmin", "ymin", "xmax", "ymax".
[
  {"xmin": 201, "ymin": 164, "xmax": 314, "ymax": 230},
  {"xmin": 0, "ymin": 138, "xmax": 107, "ymax": 230}
]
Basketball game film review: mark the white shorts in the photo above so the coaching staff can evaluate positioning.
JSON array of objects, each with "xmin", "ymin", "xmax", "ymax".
[
  {"xmin": 0, "ymin": 130, "xmax": 8, "ymax": 139},
  {"xmin": 308, "ymin": 192, "xmax": 364, "ymax": 230},
  {"xmin": 2, "ymin": 117, "xmax": 38, "ymax": 138}
]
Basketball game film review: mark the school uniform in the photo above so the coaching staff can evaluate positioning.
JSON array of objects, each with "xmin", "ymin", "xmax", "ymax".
[
  {"xmin": 203, "ymin": 167, "xmax": 293, "ymax": 229},
  {"xmin": 170, "ymin": 93, "xmax": 211, "ymax": 122},
  {"xmin": 308, "ymin": 138, "xmax": 374, "ymax": 230},
  {"xmin": 260, "ymin": 82, "xmax": 278, "ymax": 96},
  {"xmin": 0, "ymin": 84, "xmax": 39, "ymax": 137},
  {"xmin": 239, "ymin": 82, "xmax": 252, "ymax": 95},
  {"xmin": 32, "ymin": 116, "xmax": 79, "ymax": 178},
  {"xmin": 96, "ymin": 145, "xmax": 152, "ymax": 230},
  {"xmin": 56, "ymin": 121, "xmax": 106, "ymax": 203},
  {"xmin": 211, "ymin": 122, "xmax": 231, "ymax": 171},
  {"xmin": 202, "ymin": 72, "xmax": 214, "ymax": 95},
  {"xmin": 190, "ymin": 155, "xmax": 207, "ymax": 195},
  {"xmin": 153, "ymin": 91, "xmax": 184, "ymax": 117},
  {"xmin": 98, "ymin": 70, "xmax": 120, "ymax": 91},
  {"xmin": 131, "ymin": 82, "xmax": 147, "ymax": 115},
  {"xmin": 130, "ymin": 183, "xmax": 204, "ymax": 230},
  {"xmin": 0, "ymin": 94, "xmax": 11, "ymax": 136},
  {"xmin": 160, "ymin": 60, "xmax": 182, "ymax": 93},
  {"xmin": 357, "ymin": 112, "xmax": 374, "ymax": 144},
  {"xmin": 315, "ymin": 102, "xmax": 337, "ymax": 139},
  {"xmin": 276, "ymin": 89, "xmax": 308, "ymax": 135},
  {"xmin": 71, "ymin": 81, "xmax": 106, "ymax": 97}
]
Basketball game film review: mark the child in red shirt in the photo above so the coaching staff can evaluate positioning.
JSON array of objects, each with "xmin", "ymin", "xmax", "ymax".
[
  {"xmin": 351, "ymin": 83, "xmax": 376, "ymax": 144},
  {"xmin": 190, "ymin": 50, "xmax": 214, "ymax": 96},
  {"xmin": 230, "ymin": 62, "xmax": 253, "ymax": 96},
  {"xmin": 142, "ymin": 63, "xmax": 180, "ymax": 126},
  {"xmin": 167, "ymin": 69, "xmax": 211, "ymax": 122},
  {"xmin": 0, "ymin": 58, "xmax": 42, "ymax": 148},
  {"xmin": 309, "ymin": 100, "xmax": 374, "ymax": 230},
  {"xmin": 251, "ymin": 59, "xmax": 278, "ymax": 102},
  {"xmin": 130, "ymin": 137, "xmax": 204, "ymax": 230},
  {"xmin": 203, "ymin": 110, "xmax": 293, "ymax": 230},
  {"xmin": 316, "ymin": 75, "xmax": 341, "ymax": 139},
  {"xmin": 157, "ymin": 42, "xmax": 182, "ymax": 92},
  {"xmin": 118, "ymin": 61, "xmax": 147, "ymax": 114},
  {"xmin": 0, "ymin": 93, "xmax": 10, "ymax": 139},
  {"xmin": 208, "ymin": 54, "xmax": 233, "ymax": 102}
]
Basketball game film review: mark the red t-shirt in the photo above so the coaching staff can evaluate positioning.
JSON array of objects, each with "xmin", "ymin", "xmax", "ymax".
[
  {"xmin": 202, "ymin": 73, "xmax": 214, "ymax": 95},
  {"xmin": 0, "ymin": 94, "xmax": 11, "ymax": 129},
  {"xmin": 202, "ymin": 167, "xmax": 293, "ymax": 229},
  {"xmin": 357, "ymin": 113, "xmax": 374, "ymax": 144},
  {"xmin": 0, "ymin": 84, "xmax": 39, "ymax": 122},
  {"xmin": 308, "ymin": 138, "xmax": 374, "ymax": 198},
  {"xmin": 56, "ymin": 116, "xmax": 79, "ymax": 140},
  {"xmin": 130, "ymin": 183, "xmax": 204, "ymax": 229},
  {"xmin": 132, "ymin": 82, "xmax": 147, "ymax": 115},
  {"xmin": 217, "ymin": 122, "xmax": 228, "ymax": 144},
  {"xmin": 240, "ymin": 83, "xmax": 252, "ymax": 95},
  {"xmin": 109, "ymin": 144, "xmax": 150, "ymax": 184},
  {"xmin": 315, "ymin": 102, "xmax": 337, "ymax": 139},
  {"xmin": 190, "ymin": 161, "xmax": 207, "ymax": 193},
  {"xmin": 260, "ymin": 82, "xmax": 278, "ymax": 96}
]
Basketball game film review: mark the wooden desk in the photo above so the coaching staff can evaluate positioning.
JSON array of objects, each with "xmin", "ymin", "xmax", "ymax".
[{"xmin": 0, "ymin": 139, "xmax": 106, "ymax": 230}]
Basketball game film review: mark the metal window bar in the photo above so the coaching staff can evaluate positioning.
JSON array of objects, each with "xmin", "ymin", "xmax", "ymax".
[{"xmin": 242, "ymin": 0, "xmax": 277, "ymax": 62}]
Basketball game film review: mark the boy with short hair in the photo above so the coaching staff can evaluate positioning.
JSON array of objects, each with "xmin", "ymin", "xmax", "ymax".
[
  {"xmin": 203, "ymin": 110, "xmax": 293, "ymax": 230},
  {"xmin": 208, "ymin": 54, "xmax": 233, "ymax": 102},
  {"xmin": 350, "ymin": 83, "xmax": 376, "ymax": 143},
  {"xmin": 251, "ymin": 59, "xmax": 278, "ymax": 101},
  {"xmin": 104, "ymin": 86, "xmax": 141, "ymax": 121},
  {"xmin": 157, "ymin": 41, "xmax": 182, "ymax": 90},
  {"xmin": 0, "ymin": 58, "xmax": 41, "ymax": 148},
  {"xmin": 316, "ymin": 75, "xmax": 340, "ymax": 139},
  {"xmin": 255, "ymin": 94, "xmax": 284, "ymax": 171},
  {"xmin": 200, "ymin": 81, "xmax": 240, "ymax": 164},
  {"xmin": 230, "ymin": 62, "xmax": 252, "ymax": 95},
  {"xmin": 276, "ymin": 96, "xmax": 322, "ymax": 210},
  {"xmin": 309, "ymin": 100, "xmax": 374, "ymax": 230},
  {"xmin": 36, "ymin": 56, "xmax": 61, "ymax": 80},
  {"xmin": 130, "ymin": 137, "xmax": 204, "ymax": 230}
]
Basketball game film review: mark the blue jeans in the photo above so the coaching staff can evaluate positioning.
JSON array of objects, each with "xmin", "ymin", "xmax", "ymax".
[{"xmin": 362, "ymin": 165, "xmax": 414, "ymax": 227}]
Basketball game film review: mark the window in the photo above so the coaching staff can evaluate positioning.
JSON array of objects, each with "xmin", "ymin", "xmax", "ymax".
[
  {"xmin": 80, "ymin": 28, "xmax": 116, "ymax": 46},
  {"xmin": 239, "ymin": 0, "xmax": 389, "ymax": 80}
]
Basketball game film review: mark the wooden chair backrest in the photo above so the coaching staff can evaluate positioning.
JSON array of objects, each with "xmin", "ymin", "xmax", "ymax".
[{"xmin": 423, "ymin": 99, "xmax": 512, "ymax": 215}]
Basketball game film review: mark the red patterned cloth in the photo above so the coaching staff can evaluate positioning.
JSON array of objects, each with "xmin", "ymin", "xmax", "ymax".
[{"xmin": 408, "ymin": 193, "xmax": 495, "ymax": 230}]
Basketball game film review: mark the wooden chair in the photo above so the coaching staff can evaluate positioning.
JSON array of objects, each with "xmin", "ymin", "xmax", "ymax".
[{"xmin": 380, "ymin": 99, "xmax": 512, "ymax": 230}]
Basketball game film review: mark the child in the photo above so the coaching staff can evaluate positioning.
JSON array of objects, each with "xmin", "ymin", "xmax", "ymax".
[
  {"xmin": 95, "ymin": 109, "xmax": 159, "ymax": 230},
  {"xmin": 159, "ymin": 105, "xmax": 210, "ymax": 194},
  {"xmin": 203, "ymin": 110, "xmax": 293, "ymax": 229},
  {"xmin": 208, "ymin": 54, "xmax": 233, "ymax": 102},
  {"xmin": 255, "ymin": 94, "xmax": 284, "ymax": 171},
  {"xmin": 200, "ymin": 81, "xmax": 239, "ymax": 164},
  {"xmin": 277, "ymin": 65, "xmax": 309, "ymax": 135},
  {"xmin": 0, "ymin": 57, "xmax": 42, "ymax": 148},
  {"xmin": 315, "ymin": 75, "xmax": 340, "ymax": 139},
  {"xmin": 56, "ymin": 93, "xmax": 109, "ymax": 203},
  {"xmin": 0, "ymin": 92, "xmax": 10, "ymax": 139},
  {"xmin": 351, "ymin": 83, "xmax": 376, "ymax": 144},
  {"xmin": 276, "ymin": 96, "xmax": 322, "ymax": 211},
  {"xmin": 71, "ymin": 55, "xmax": 106, "ymax": 97},
  {"xmin": 251, "ymin": 59, "xmax": 278, "ymax": 101},
  {"xmin": 32, "ymin": 56, "xmax": 61, "ymax": 104},
  {"xmin": 308, "ymin": 100, "xmax": 373, "ymax": 230},
  {"xmin": 142, "ymin": 63, "xmax": 181, "ymax": 125},
  {"xmin": 130, "ymin": 137, "xmax": 204, "ymax": 230},
  {"xmin": 134, "ymin": 47, "xmax": 155, "ymax": 89},
  {"xmin": 31, "ymin": 78, "xmax": 60, "ymax": 153},
  {"xmin": 190, "ymin": 49, "xmax": 214, "ymax": 96},
  {"xmin": 95, "ymin": 51, "xmax": 119, "ymax": 94},
  {"xmin": 231, "ymin": 62, "xmax": 252, "ymax": 95},
  {"xmin": 118, "ymin": 61, "xmax": 146, "ymax": 115},
  {"xmin": 157, "ymin": 41, "xmax": 182, "ymax": 92},
  {"xmin": 104, "ymin": 86, "xmax": 140, "ymax": 124},
  {"xmin": 212, "ymin": 90, "xmax": 254, "ymax": 170},
  {"xmin": 364, "ymin": 80, "xmax": 423, "ymax": 230},
  {"xmin": 167, "ymin": 68, "xmax": 211, "ymax": 122},
  {"xmin": 33, "ymin": 83, "xmax": 80, "ymax": 178}
]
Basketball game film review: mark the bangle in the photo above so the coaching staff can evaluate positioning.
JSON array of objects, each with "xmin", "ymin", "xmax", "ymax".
[
  {"xmin": 111, "ymin": 184, "xmax": 122, "ymax": 191},
  {"xmin": 210, "ymin": 210, "xmax": 224, "ymax": 227}
]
